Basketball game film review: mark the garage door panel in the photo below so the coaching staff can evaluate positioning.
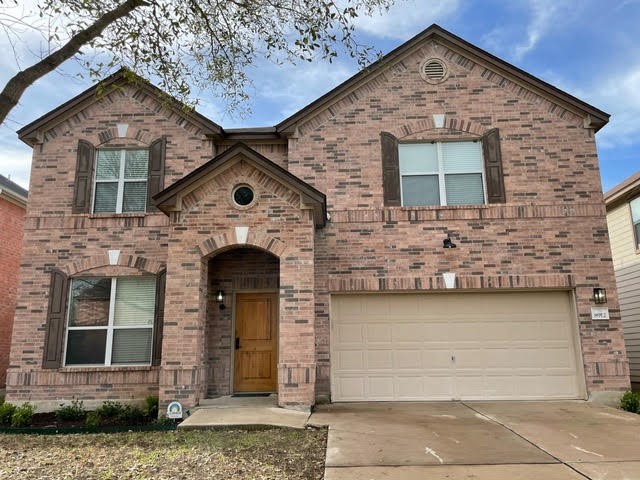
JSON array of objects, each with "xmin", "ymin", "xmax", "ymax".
[{"xmin": 331, "ymin": 291, "xmax": 583, "ymax": 401}]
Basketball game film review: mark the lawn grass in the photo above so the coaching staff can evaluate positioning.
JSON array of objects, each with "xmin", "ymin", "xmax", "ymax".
[{"xmin": 0, "ymin": 427, "xmax": 327, "ymax": 479}]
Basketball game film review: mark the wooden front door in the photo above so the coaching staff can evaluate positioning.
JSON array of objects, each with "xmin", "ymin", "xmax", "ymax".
[{"xmin": 233, "ymin": 292, "xmax": 278, "ymax": 392}]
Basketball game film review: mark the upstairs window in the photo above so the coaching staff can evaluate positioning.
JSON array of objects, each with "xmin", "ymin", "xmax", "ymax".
[
  {"xmin": 631, "ymin": 196, "xmax": 640, "ymax": 249},
  {"xmin": 64, "ymin": 276, "xmax": 156, "ymax": 366},
  {"xmin": 399, "ymin": 141, "xmax": 485, "ymax": 206},
  {"xmin": 93, "ymin": 149, "xmax": 149, "ymax": 213}
]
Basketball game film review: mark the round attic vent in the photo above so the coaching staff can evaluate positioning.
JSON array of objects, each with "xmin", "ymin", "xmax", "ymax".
[{"xmin": 420, "ymin": 58, "xmax": 447, "ymax": 84}]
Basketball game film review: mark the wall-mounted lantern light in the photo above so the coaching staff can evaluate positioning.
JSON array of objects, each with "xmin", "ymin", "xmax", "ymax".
[
  {"xmin": 216, "ymin": 290, "xmax": 226, "ymax": 310},
  {"xmin": 593, "ymin": 287, "xmax": 607, "ymax": 304},
  {"xmin": 443, "ymin": 237, "xmax": 457, "ymax": 249}
]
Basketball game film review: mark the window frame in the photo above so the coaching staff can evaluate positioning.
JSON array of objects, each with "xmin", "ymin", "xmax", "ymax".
[
  {"xmin": 631, "ymin": 196, "xmax": 640, "ymax": 250},
  {"xmin": 399, "ymin": 139, "xmax": 488, "ymax": 207},
  {"xmin": 92, "ymin": 148, "xmax": 149, "ymax": 214},
  {"xmin": 63, "ymin": 276, "xmax": 155, "ymax": 367}
]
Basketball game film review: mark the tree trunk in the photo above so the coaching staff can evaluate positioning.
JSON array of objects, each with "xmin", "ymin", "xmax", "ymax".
[{"xmin": 0, "ymin": 0, "xmax": 148, "ymax": 126}]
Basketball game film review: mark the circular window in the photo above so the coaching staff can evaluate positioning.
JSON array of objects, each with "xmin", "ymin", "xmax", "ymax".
[
  {"xmin": 420, "ymin": 58, "xmax": 448, "ymax": 84},
  {"xmin": 233, "ymin": 185, "xmax": 254, "ymax": 206}
]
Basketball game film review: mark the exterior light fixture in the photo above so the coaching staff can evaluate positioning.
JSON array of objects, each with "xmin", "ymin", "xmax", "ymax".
[
  {"xmin": 216, "ymin": 290, "xmax": 226, "ymax": 310},
  {"xmin": 443, "ymin": 237, "xmax": 457, "ymax": 248},
  {"xmin": 593, "ymin": 288, "xmax": 607, "ymax": 304}
]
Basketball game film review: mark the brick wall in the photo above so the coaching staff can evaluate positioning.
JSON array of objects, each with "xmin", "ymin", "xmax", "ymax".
[{"xmin": 0, "ymin": 197, "xmax": 25, "ymax": 387}]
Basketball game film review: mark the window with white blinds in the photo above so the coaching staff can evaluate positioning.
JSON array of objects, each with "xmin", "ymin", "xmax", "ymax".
[
  {"xmin": 399, "ymin": 140, "xmax": 485, "ymax": 206},
  {"xmin": 65, "ymin": 276, "xmax": 156, "ymax": 366},
  {"xmin": 93, "ymin": 149, "xmax": 149, "ymax": 213}
]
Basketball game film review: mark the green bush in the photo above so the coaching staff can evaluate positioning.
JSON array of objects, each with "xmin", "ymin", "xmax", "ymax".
[
  {"xmin": 143, "ymin": 395, "xmax": 159, "ymax": 418},
  {"xmin": 0, "ymin": 402, "xmax": 17, "ymax": 426},
  {"xmin": 117, "ymin": 404, "xmax": 145, "ymax": 424},
  {"xmin": 55, "ymin": 400, "xmax": 87, "ymax": 422},
  {"xmin": 96, "ymin": 401, "xmax": 124, "ymax": 419},
  {"xmin": 11, "ymin": 403, "xmax": 35, "ymax": 427},
  {"xmin": 620, "ymin": 391, "xmax": 640, "ymax": 413},
  {"xmin": 85, "ymin": 411, "xmax": 102, "ymax": 427}
]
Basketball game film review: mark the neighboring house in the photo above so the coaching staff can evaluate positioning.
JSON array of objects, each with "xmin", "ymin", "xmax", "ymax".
[
  {"xmin": 605, "ymin": 172, "xmax": 640, "ymax": 391},
  {"xmin": 0, "ymin": 175, "xmax": 27, "ymax": 388},
  {"xmin": 5, "ymin": 25, "xmax": 630, "ymax": 412}
]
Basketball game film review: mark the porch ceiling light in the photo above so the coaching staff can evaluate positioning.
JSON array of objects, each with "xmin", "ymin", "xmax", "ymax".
[{"xmin": 593, "ymin": 287, "xmax": 607, "ymax": 304}]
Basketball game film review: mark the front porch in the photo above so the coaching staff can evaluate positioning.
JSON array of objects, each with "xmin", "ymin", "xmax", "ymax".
[{"xmin": 152, "ymin": 143, "xmax": 327, "ymax": 411}]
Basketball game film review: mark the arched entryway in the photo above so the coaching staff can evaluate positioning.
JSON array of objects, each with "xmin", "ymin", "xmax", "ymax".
[{"xmin": 205, "ymin": 247, "xmax": 280, "ymax": 398}]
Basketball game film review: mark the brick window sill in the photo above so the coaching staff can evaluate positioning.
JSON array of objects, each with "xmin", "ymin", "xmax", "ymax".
[
  {"xmin": 86, "ymin": 213, "xmax": 148, "ymax": 219},
  {"xmin": 58, "ymin": 366, "xmax": 157, "ymax": 373}
]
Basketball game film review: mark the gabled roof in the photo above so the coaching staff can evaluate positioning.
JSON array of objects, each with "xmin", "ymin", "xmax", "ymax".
[
  {"xmin": 17, "ymin": 68, "xmax": 223, "ymax": 146},
  {"xmin": 604, "ymin": 171, "xmax": 640, "ymax": 210},
  {"xmin": 153, "ymin": 143, "xmax": 327, "ymax": 227},
  {"xmin": 275, "ymin": 24, "xmax": 610, "ymax": 134},
  {"xmin": 0, "ymin": 174, "xmax": 28, "ymax": 208}
]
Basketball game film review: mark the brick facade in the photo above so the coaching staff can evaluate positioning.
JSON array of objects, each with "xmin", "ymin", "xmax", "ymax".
[
  {"xmin": 6, "ymin": 26, "xmax": 629, "ymax": 411},
  {"xmin": 0, "ymin": 195, "xmax": 26, "ymax": 387}
]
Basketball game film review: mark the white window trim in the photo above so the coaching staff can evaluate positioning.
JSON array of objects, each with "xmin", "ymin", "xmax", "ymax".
[
  {"xmin": 399, "ymin": 141, "xmax": 488, "ymax": 207},
  {"xmin": 63, "ymin": 277, "xmax": 154, "ymax": 367},
  {"xmin": 92, "ymin": 149, "xmax": 148, "ymax": 214}
]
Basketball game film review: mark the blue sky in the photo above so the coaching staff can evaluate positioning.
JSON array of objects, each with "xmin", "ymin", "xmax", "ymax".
[{"xmin": 1, "ymin": 0, "xmax": 639, "ymax": 191}]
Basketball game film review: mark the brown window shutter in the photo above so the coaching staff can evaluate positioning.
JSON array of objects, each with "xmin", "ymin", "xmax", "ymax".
[
  {"xmin": 380, "ymin": 132, "xmax": 401, "ymax": 206},
  {"xmin": 482, "ymin": 128, "xmax": 506, "ymax": 204},
  {"xmin": 72, "ymin": 140, "xmax": 95, "ymax": 213},
  {"xmin": 147, "ymin": 137, "xmax": 167, "ymax": 212},
  {"xmin": 42, "ymin": 269, "xmax": 70, "ymax": 369},
  {"xmin": 152, "ymin": 268, "xmax": 166, "ymax": 366}
]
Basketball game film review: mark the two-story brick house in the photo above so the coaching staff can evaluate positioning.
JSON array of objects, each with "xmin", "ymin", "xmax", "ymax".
[{"xmin": 6, "ymin": 25, "xmax": 629, "ymax": 412}]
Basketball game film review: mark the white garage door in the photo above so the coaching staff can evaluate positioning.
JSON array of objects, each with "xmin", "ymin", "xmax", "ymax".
[{"xmin": 331, "ymin": 291, "xmax": 584, "ymax": 401}]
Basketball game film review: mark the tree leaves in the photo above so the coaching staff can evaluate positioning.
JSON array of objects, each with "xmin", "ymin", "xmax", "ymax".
[{"xmin": 0, "ymin": 0, "xmax": 394, "ymax": 124}]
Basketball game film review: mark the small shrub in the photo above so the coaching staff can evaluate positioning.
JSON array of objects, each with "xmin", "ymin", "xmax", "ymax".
[
  {"xmin": 117, "ymin": 404, "xmax": 145, "ymax": 425},
  {"xmin": 11, "ymin": 403, "xmax": 35, "ymax": 427},
  {"xmin": 55, "ymin": 400, "xmax": 87, "ymax": 422},
  {"xmin": 0, "ymin": 402, "xmax": 17, "ymax": 426},
  {"xmin": 155, "ymin": 415, "xmax": 175, "ymax": 426},
  {"xmin": 143, "ymin": 395, "xmax": 159, "ymax": 418},
  {"xmin": 96, "ymin": 401, "xmax": 124, "ymax": 419},
  {"xmin": 85, "ymin": 411, "xmax": 102, "ymax": 427},
  {"xmin": 620, "ymin": 391, "xmax": 640, "ymax": 413}
]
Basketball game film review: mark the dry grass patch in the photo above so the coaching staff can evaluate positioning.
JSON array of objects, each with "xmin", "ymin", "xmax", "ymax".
[{"xmin": 0, "ymin": 428, "xmax": 327, "ymax": 479}]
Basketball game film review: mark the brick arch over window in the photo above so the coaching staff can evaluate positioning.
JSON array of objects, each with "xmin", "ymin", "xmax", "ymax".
[
  {"xmin": 94, "ymin": 127, "xmax": 153, "ymax": 146},
  {"xmin": 63, "ymin": 253, "xmax": 165, "ymax": 276},
  {"xmin": 390, "ymin": 116, "xmax": 487, "ymax": 139},
  {"xmin": 197, "ymin": 229, "xmax": 287, "ymax": 260}
]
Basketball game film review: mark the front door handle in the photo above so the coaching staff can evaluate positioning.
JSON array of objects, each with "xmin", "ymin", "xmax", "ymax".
[{"xmin": 235, "ymin": 337, "xmax": 240, "ymax": 350}]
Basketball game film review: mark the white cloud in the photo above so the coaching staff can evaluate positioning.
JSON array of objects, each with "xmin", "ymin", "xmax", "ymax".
[
  {"xmin": 482, "ymin": 0, "xmax": 580, "ymax": 61},
  {"xmin": 0, "ymin": 140, "xmax": 32, "ymax": 190},
  {"xmin": 254, "ymin": 59, "xmax": 357, "ymax": 123},
  {"xmin": 352, "ymin": 0, "xmax": 460, "ymax": 41}
]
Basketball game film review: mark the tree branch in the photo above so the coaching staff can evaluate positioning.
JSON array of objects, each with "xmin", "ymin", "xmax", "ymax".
[{"xmin": 0, "ymin": 0, "xmax": 147, "ymax": 125}]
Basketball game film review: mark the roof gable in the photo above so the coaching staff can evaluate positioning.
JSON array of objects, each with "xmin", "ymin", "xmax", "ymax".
[
  {"xmin": 275, "ymin": 24, "xmax": 609, "ymax": 136},
  {"xmin": 154, "ymin": 143, "xmax": 327, "ymax": 227},
  {"xmin": 18, "ymin": 68, "xmax": 222, "ymax": 146}
]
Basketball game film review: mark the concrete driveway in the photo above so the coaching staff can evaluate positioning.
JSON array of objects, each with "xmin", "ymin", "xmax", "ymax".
[{"xmin": 308, "ymin": 401, "xmax": 640, "ymax": 480}]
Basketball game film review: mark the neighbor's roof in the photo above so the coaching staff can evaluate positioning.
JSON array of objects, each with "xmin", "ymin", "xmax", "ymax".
[
  {"xmin": 0, "ymin": 174, "xmax": 28, "ymax": 207},
  {"xmin": 604, "ymin": 171, "xmax": 640, "ymax": 210}
]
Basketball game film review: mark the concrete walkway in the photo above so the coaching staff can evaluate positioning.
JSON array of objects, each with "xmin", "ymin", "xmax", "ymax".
[
  {"xmin": 309, "ymin": 401, "xmax": 640, "ymax": 480},
  {"xmin": 178, "ymin": 395, "xmax": 311, "ymax": 429}
]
